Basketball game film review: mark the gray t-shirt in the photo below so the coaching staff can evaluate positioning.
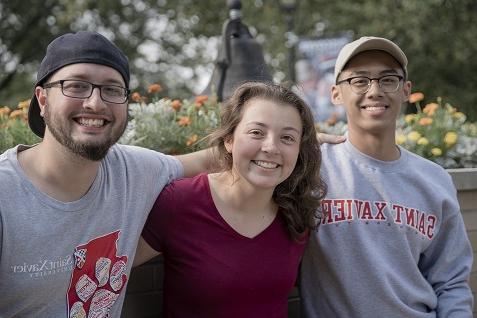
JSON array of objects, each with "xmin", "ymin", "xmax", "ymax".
[{"xmin": 0, "ymin": 144, "xmax": 182, "ymax": 317}]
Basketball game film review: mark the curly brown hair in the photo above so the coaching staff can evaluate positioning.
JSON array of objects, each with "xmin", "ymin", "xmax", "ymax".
[{"xmin": 207, "ymin": 81, "xmax": 327, "ymax": 241}]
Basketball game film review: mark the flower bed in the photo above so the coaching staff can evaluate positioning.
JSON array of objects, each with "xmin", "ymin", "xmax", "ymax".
[
  {"xmin": 0, "ymin": 100, "xmax": 41, "ymax": 151},
  {"xmin": 120, "ymin": 91, "xmax": 220, "ymax": 155},
  {"xmin": 1, "ymin": 89, "xmax": 476, "ymax": 169}
]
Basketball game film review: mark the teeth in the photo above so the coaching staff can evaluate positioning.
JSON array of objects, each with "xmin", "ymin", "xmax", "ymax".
[
  {"xmin": 363, "ymin": 106, "xmax": 386, "ymax": 111},
  {"xmin": 254, "ymin": 160, "xmax": 278, "ymax": 169},
  {"xmin": 78, "ymin": 118, "xmax": 104, "ymax": 127}
]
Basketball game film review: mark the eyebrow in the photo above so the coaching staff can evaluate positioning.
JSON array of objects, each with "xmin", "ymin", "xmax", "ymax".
[
  {"xmin": 348, "ymin": 69, "xmax": 401, "ymax": 77},
  {"xmin": 63, "ymin": 74, "xmax": 125, "ymax": 86},
  {"xmin": 245, "ymin": 121, "xmax": 301, "ymax": 134}
]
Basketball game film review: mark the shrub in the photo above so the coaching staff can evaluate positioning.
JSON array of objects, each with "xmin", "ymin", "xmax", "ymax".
[{"xmin": 120, "ymin": 91, "xmax": 220, "ymax": 155}]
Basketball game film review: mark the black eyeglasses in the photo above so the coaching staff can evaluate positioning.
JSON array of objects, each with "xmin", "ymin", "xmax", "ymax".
[
  {"xmin": 42, "ymin": 80, "xmax": 130, "ymax": 104},
  {"xmin": 336, "ymin": 75, "xmax": 404, "ymax": 94}
]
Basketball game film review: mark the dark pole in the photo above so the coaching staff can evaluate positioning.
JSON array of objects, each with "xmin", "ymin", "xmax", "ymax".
[
  {"xmin": 279, "ymin": 0, "xmax": 298, "ymax": 83},
  {"xmin": 285, "ymin": 12, "xmax": 295, "ymax": 83},
  {"xmin": 228, "ymin": 0, "xmax": 242, "ymax": 19}
]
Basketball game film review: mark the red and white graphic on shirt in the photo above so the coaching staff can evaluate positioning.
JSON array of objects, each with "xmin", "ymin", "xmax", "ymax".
[{"xmin": 67, "ymin": 231, "xmax": 128, "ymax": 318}]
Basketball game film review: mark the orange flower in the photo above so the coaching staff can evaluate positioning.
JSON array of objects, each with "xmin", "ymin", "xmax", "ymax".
[
  {"xmin": 409, "ymin": 92, "xmax": 424, "ymax": 103},
  {"xmin": 169, "ymin": 149, "xmax": 180, "ymax": 155},
  {"xmin": 423, "ymin": 103, "xmax": 438, "ymax": 116},
  {"xmin": 17, "ymin": 99, "xmax": 31, "ymax": 109},
  {"xmin": 186, "ymin": 134, "xmax": 198, "ymax": 146},
  {"xmin": 9, "ymin": 109, "xmax": 26, "ymax": 119},
  {"xmin": 325, "ymin": 112, "xmax": 338, "ymax": 126},
  {"xmin": 131, "ymin": 92, "xmax": 142, "ymax": 103},
  {"xmin": 418, "ymin": 117, "xmax": 433, "ymax": 126},
  {"xmin": 195, "ymin": 95, "xmax": 208, "ymax": 107},
  {"xmin": 0, "ymin": 106, "xmax": 11, "ymax": 116},
  {"xmin": 148, "ymin": 83, "xmax": 162, "ymax": 94},
  {"xmin": 171, "ymin": 100, "xmax": 182, "ymax": 111},
  {"xmin": 178, "ymin": 116, "xmax": 191, "ymax": 126}
]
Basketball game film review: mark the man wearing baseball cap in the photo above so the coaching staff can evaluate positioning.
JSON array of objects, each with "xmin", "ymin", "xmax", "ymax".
[
  {"xmin": 300, "ymin": 36, "xmax": 473, "ymax": 317},
  {"xmin": 0, "ymin": 31, "xmax": 210, "ymax": 317}
]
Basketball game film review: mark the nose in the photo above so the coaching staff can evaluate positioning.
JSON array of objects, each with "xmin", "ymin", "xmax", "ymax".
[
  {"xmin": 261, "ymin": 136, "xmax": 280, "ymax": 154},
  {"xmin": 83, "ymin": 87, "xmax": 107, "ymax": 111}
]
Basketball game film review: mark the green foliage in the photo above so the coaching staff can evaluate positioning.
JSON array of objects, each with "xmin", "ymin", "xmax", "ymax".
[
  {"xmin": 1, "ymin": 92, "xmax": 475, "ymax": 168},
  {"xmin": 295, "ymin": 0, "xmax": 477, "ymax": 120},
  {"xmin": 0, "ymin": 119, "xmax": 40, "ymax": 152},
  {"xmin": 0, "ymin": 106, "xmax": 40, "ymax": 153},
  {"xmin": 1, "ymin": 0, "xmax": 476, "ymax": 120}
]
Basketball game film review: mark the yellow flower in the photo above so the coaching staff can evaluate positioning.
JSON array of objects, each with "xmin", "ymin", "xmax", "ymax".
[
  {"xmin": 453, "ymin": 112, "xmax": 465, "ymax": 120},
  {"xmin": 147, "ymin": 83, "xmax": 162, "ymax": 94},
  {"xmin": 444, "ymin": 132, "xmax": 458, "ymax": 147},
  {"xmin": 404, "ymin": 114, "xmax": 415, "ymax": 123},
  {"xmin": 446, "ymin": 105, "xmax": 456, "ymax": 114},
  {"xmin": 178, "ymin": 116, "xmax": 191, "ymax": 126},
  {"xmin": 431, "ymin": 148, "xmax": 442, "ymax": 156},
  {"xmin": 418, "ymin": 117, "xmax": 433, "ymax": 126},
  {"xmin": 171, "ymin": 100, "xmax": 182, "ymax": 111},
  {"xmin": 186, "ymin": 134, "xmax": 198, "ymax": 146},
  {"xmin": 417, "ymin": 137, "xmax": 429, "ymax": 146},
  {"xmin": 17, "ymin": 99, "xmax": 31, "ymax": 109},
  {"xmin": 407, "ymin": 131, "xmax": 421, "ymax": 142},
  {"xmin": 409, "ymin": 92, "xmax": 424, "ymax": 103},
  {"xmin": 423, "ymin": 103, "xmax": 438, "ymax": 116},
  {"xmin": 396, "ymin": 134, "xmax": 407, "ymax": 145}
]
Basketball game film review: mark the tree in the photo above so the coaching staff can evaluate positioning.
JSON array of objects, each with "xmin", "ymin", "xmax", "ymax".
[
  {"xmin": 1, "ymin": 0, "xmax": 476, "ymax": 121},
  {"xmin": 0, "ymin": 0, "xmax": 227, "ymax": 105},
  {"xmin": 292, "ymin": 0, "xmax": 477, "ymax": 120}
]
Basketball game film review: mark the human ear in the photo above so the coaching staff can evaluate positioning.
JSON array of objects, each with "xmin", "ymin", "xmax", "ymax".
[
  {"xmin": 35, "ymin": 86, "xmax": 48, "ymax": 117},
  {"xmin": 402, "ymin": 81, "xmax": 412, "ymax": 102},
  {"xmin": 224, "ymin": 136, "xmax": 233, "ymax": 153},
  {"xmin": 331, "ymin": 85, "xmax": 342, "ymax": 105}
]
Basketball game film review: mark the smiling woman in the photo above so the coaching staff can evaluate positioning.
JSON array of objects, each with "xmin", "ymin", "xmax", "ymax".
[{"xmin": 134, "ymin": 81, "xmax": 327, "ymax": 318}]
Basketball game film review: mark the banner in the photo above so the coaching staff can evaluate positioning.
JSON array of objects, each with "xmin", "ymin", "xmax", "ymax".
[{"xmin": 295, "ymin": 35, "xmax": 352, "ymax": 122}]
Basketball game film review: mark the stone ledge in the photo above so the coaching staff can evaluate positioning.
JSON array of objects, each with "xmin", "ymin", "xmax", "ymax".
[{"xmin": 448, "ymin": 168, "xmax": 477, "ymax": 191}]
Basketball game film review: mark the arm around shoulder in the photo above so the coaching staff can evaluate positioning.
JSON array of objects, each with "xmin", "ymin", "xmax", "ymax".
[{"xmin": 175, "ymin": 147, "xmax": 216, "ymax": 177}]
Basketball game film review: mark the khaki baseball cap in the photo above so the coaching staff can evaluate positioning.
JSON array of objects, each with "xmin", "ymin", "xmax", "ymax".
[{"xmin": 334, "ymin": 36, "xmax": 408, "ymax": 83}]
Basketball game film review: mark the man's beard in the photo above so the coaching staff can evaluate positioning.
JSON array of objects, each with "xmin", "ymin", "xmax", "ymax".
[{"xmin": 43, "ymin": 107, "xmax": 127, "ymax": 161}]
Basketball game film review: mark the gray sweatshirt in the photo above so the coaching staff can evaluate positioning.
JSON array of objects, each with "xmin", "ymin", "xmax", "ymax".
[{"xmin": 300, "ymin": 140, "xmax": 473, "ymax": 317}]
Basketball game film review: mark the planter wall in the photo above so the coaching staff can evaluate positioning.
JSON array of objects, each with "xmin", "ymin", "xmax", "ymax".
[
  {"xmin": 448, "ymin": 168, "xmax": 477, "ymax": 318},
  {"xmin": 122, "ymin": 168, "xmax": 477, "ymax": 318}
]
